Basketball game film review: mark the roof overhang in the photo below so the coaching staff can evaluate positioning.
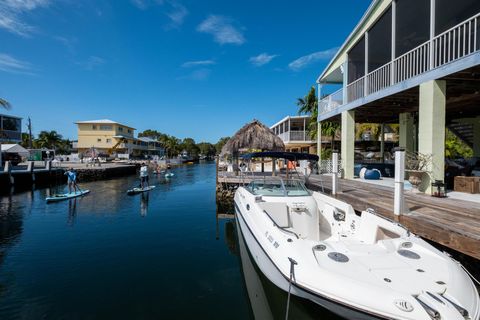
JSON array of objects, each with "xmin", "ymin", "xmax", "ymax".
[{"xmin": 317, "ymin": 0, "xmax": 384, "ymax": 84}]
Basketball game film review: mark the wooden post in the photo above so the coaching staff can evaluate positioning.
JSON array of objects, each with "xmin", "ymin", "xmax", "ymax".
[
  {"xmin": 332, "ymin": 151, "xmax": 339, "ymax": 195},
  {"xmin": 216, "ymin": 157, "xmax": 219, "ymax": 185},
  {"xmin": 27, "ymin": 161, "xmax": 35, "ymax": 183},
  {"xmin": 5, "ymin": 161, "xmax": 14, "ymax": 185},
  {"xmin": 261, "ymin": 157, "xmax": 264, "ymax": 173},
  {"xmin": 272, "ymin": 159, "xmax": 276, "ymax": 176},
  {"xmin": 394, "ymin": 148, "xmax": 406, "ymax": 215}
]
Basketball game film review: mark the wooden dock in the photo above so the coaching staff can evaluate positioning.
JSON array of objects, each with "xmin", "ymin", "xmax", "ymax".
[
  {"xmin": 216, "ymin": 171, "xmax": 480, "ymax": 260},
  {"xmin": 307, "ymin": 175, "xmax": 480, "ymax": 260}
]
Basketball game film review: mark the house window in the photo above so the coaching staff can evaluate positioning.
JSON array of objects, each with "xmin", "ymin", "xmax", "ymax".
[
  {"xmin": 395, "ymin": 0, "xmax": 430, "ymax": 57},
  {"xmin": 127, "ymin": 129, "xmax": 132, "ymax": 133},
  {"xmin": 92, "ymin": 125, "xmax": 97, "ymax": 130},
  {"xmin": 97, "ymin": 138, "xmax": 102, "ymax": 142},
  {"xmin": 118, "ymin": 127, "xmax": 123, "ymax": 132},
  {"xmin": 368, "ymin": 7, "xmax": 392, "ymax": 72},
  {"xmin": 2, "ymin": 117, "xmax": 20, "ymax": 131},
  {"xmin": 435, "ymin": 0, "xmax": 480, "ymax": 35},
  {"xmin": 348, "ymin": 36, "xmax": 365, "ymax": 83},
  {"xmin": 100, "ymin": 125, "xmax": 112, "ymax": 130},
  {"xmin": 106, "ymin": 138, "xmax": 111, "ymax": 143}
]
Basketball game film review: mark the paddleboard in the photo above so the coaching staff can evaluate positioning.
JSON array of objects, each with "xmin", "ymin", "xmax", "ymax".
[
  {"xmin": 127, "ymin": 185, "xmax": 156, "ymax": 195},
  {"xmin": 165, "ymin": 173, "xmax": 174, "ymax": 178},
  {"xmin": 46, "ymin": 189, "xmax": 90, "ymax": 202}
]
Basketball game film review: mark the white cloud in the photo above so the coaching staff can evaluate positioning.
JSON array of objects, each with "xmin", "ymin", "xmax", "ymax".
[
  {"xmin": 197, "ymin": 15, "xmax": 245, "ymax": 45},
  {"xmin": 131, "ymin": 0, "xmax": 188, "ymax": 28},
  {"xmin": 0, "ymin": 0, "xmax": 50, "ymax": 37},
  {"xmin": 130, "ymin": 0, "xmax": 148, "ymax": 10},
  {"xmin": 288, "ymin": 48, "xmax": 338, "ymax": 71},
  {"xmin": 165, "ymin": 2, "xmax": 187, "ymax": 28},
  {"xmin": 249, "ymin": 53, "xmax": 278, "ymax": 67},
  {"xmin": 177, "ymin": 68, "xmax": 211, "ymax": 81},
  {"xmin": 181, "ymin": 60, "xmax": 215, "ymax": 68},
  {"xmin": 0, "ymin": 53, "xmax": 33, "ymax": 74},
  {"xmin": 77, "ymin": 56, "xmax": 105, "ymax": 70}
]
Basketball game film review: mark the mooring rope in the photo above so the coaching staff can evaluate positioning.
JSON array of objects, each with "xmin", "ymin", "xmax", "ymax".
[
  {"xmin": 285, "ymin": 257, "xmax": 298, "ymax": 320},
  {"xmin": 461, "ymin": 264, "xmax": 480, "ymax": 286}
]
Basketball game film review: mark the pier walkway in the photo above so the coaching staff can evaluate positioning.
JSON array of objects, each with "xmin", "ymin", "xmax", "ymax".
[
  {"xmin": 217, "ymin": 171, "xmax": 480, "ymax": 260},
  {"xmin": 307, "ymin": 175, "xmax": 480, "ymax": 260}
]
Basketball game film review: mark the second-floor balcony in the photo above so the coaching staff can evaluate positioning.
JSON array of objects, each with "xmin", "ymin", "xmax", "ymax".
[
  {"xmin": 277, "ymin": 130, "xmax": 313, "ymax": 143},
  {"xmin": 0, "ymin": 130, "xmax": 22, "ymax": 142},
  {"xmin": 319, "ymin": 12, "xmax": 480, "ymax": 119}
]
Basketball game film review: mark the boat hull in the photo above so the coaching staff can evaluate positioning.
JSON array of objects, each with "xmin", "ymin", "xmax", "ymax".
[{"xmin": 234, "ymin": 203, "xmax": 385, "ymax": 320}]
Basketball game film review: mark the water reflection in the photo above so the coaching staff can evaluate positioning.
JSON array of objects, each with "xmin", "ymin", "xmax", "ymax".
[
  {"xmin": 140, "ymin": 193, "xmax": 149, "ymax": 217},
  {"xmin": 67, "ymin": 198, "xmax": 77, "ymax": 226}
]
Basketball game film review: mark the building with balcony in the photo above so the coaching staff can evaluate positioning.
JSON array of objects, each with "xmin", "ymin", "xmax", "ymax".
[
  {"xmin": 270, "ymin": 115, "xmax": 318, "ymax": 154},
  {"xmin": 0, "ymin": 114, "xmax": 22, "ymax": 143},
  {"xmin": 75, "ymin": 119, "xmax": 164, "ymax": 157},
  {"xmin": 317, "ymin": 0, "xmax": 480, "ymax": 191}
]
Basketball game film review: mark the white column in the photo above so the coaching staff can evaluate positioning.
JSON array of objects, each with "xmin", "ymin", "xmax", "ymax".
[
  {"xmin": 341, "ymin": 110, "xmax": 355, "ymax": 179},
  {"xmin": 332, "ymin": 151, "xmax": 339, "ymax": 195},
  {"xmin": 419, "ymin": 80, "xmax": 446, "ymax": 193},
  {"xmin": 391, "ymin": 0, "xmax": 396, "ymax": 84},
  {"xmin": 394, "ymin": 148, "xmax": 406, "ymax": 215},
  {"xmin": 364, "ymin": 32, "xmax": 369, "ymax": 97}
]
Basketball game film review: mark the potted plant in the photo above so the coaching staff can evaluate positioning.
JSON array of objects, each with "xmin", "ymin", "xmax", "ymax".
[{"xmin": 405, "ymin": 152, "xmax": 432, "ymax": 192}]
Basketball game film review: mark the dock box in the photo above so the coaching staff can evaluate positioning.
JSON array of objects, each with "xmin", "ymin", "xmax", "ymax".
[{"xmin": 454, "ymin": 176, "xmax": 480, "ymax": 194}]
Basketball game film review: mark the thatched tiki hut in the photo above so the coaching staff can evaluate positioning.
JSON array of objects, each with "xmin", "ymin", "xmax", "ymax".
[{"xmin": 221, "ymin": 119, "xmax": 285, "ymax": 174}]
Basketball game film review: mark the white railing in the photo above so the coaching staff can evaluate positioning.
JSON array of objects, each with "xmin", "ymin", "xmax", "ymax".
[
  {"xmin": 394, "ymin": 41, "xmax": 430, "ymax": 83},
  {"xmin": 276, "ymin": 130, "xmax": 313, "ymax": 142},
  {"xmin": 319, "ymin": 88, "xmax": 343, "ymax": 115},
  {"xmin": 367, "ymin": 62, "xmax": 392, "ymax": 95},
  {"xmin": 289, "ymin": 131, "xmax": 306, "ymax": 141},
  {"xmin": 322, "ymin": 13, "xmax": 480, "ymax": 113},
  {"xmin": 347, "ymin": 77, "xmax": 364, "ymax": 103}
]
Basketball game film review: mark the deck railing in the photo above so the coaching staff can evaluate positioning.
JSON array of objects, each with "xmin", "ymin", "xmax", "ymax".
[
  {"xmin": 276, "ymin": 130, "xmax": 312, "ymax": 142},
  {"xmin": 0, "ymin": 130, "xmax": 21, "ymax": 142},
  {"xmin": 320, "ymin": 13, "xmax": 480, "ymax": 115},
  {"xmin": 319, "ymin": 87, "xmax": 344, "ymax": 115}
]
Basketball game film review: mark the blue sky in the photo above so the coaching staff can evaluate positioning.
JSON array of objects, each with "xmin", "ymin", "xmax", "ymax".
[{"xmin": 0, "ymin": 0, "xmax": 370, "ymax": 143}]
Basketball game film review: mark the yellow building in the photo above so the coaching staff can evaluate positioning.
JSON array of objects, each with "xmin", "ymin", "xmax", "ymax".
[{"xmin": 75, "ymin": 119, "xmax": 164, "ymax": 158}]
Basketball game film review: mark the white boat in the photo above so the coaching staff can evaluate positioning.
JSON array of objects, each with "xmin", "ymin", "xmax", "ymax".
[{"xmin": 234, "ymin": 162, "xmax": 480, "ymax": 319}]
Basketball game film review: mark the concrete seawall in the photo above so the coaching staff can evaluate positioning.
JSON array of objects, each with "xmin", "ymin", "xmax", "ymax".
[{"xmin": 0, "ymin": 163, "xmax": 137, "ymax": 193}]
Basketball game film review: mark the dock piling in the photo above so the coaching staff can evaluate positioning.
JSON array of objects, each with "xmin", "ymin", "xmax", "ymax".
[
  {"xmin": 394, "ymin": 148, "xmax": 406, "ymax": 215},
  {"xmin": 332, "ymin": 151, "xmax": 339, "ymax": 195}
]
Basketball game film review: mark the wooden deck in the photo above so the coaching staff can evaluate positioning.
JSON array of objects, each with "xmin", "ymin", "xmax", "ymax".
[
  {"xmin": 216, "ymin": 171, "xmax": 480, "ymax": 260},
  {"xmin": 307, "ymin": 175, "xmax": 480, "ymax": 260}
]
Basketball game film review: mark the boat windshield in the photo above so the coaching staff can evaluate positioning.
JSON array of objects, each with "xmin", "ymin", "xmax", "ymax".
[{"xmin": 246, "ymin": 178, "xmax": 310, "ymax": 197}]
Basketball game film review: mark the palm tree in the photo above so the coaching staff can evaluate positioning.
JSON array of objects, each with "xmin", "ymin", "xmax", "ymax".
[
  {"xmin": 0, "ymin": 98, "xmax": 12, "ymax": 166},
  {"xmin": 296, "ymin": 87, "xmax": 341, "ymax": 156},
  {"xmin": 36, "ymin": 130, "xmax": 63, "ymax": 150}
]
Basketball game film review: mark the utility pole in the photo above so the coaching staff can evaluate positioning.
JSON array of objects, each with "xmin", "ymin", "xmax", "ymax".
[{"xmin": 27, "ymin": 117, "xmax": 33, "ymax": 148}]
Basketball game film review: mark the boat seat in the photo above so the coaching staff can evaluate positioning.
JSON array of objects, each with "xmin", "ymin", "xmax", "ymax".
[
  {"xmin": 259, "ymin": 202, "xmax": 290, "ymax": 228},
  {"xmin": 355, "ymin": 211, "xmax": 402, "ymax": 244}
]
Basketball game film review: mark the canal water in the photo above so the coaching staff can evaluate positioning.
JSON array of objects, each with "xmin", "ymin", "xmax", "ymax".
[{"xmin": 0, "ymin": 162, "xmax": 341, "ymax": 319}]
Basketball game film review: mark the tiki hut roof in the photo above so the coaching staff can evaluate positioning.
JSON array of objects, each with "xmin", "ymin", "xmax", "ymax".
[{"xmin": 220, "ymin": 119, "xmax": 285, "ymax": 156}]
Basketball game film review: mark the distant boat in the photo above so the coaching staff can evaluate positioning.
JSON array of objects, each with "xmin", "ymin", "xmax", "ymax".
[
  {"xmin": 46, "ymin": 189, "xmax": 90, "ymax": 202},
  {"xmin": 234, "ymin": 152, "xmax": 480, "ymax": 320}
]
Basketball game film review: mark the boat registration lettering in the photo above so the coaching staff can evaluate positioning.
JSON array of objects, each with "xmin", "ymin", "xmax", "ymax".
[{"xmin": 265, "ymin": 231, "xmax": 280, "ymax": 249}]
